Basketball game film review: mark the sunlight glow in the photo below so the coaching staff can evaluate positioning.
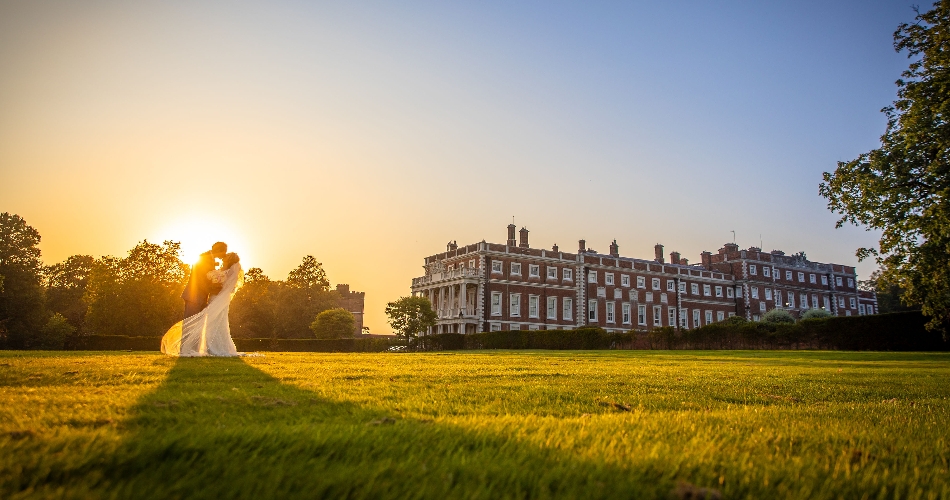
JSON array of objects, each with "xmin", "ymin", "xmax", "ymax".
[{"xmin": 153, "ymin": 217, "xmax": 253, "ymax": 267}]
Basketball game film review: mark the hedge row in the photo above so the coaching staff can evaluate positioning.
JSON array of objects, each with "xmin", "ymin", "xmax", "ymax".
[
  {"xmin": 75, "ymin": 336, "xmax": 405, "ymax": 352},
  {"xmin": 414, "ymin": 311, "xmax": 947, "ymax": 352}
]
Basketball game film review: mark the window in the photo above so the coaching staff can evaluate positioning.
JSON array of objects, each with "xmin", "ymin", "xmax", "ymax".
[
  {"xmin": 824, "ymin": 297, "xmax": 830, "ymax": 310},
  {"xmin": 715, "ymin": 286, "xmax": 723, "ymax": 297},
  {"xmin": 753, "ymin": 314, "xmax": 760, "ymax": 321},
  {"xmin": 750, "ymin": 265, "xmax": 757, "ymax": 275},
  {"xmin": 652, "ymin": 278, "xmax": 661, "ymax": 290},
  {"xmin": 789, "ymin": 294, "xmax": 795, "ymax": 308},
  {"xmin": 492, "ymin": 261, "xmax": 502, "ymax": 273},
  {"xmin": 528, "ymin": 295, "xmax": 539, "ymax": 318},
  {"xmin": 847, "ymin": 278, "xmax": 854, "ymax": 288},
  {"xmin": 680, "ymin": 309, "xmax": 688, "ymax": 328},
  {"xmin": 836, "ymin": 276, "xmax": 843, "ymax": 287},
  {"xmin": 588, "ymin": 300, "xmax": 598, "ymax": 321},
  {"xmin": 638, "ymin": 305, "xmax": 647, "ymax": 325},
  {"xmin": 528, "ymin": 324, "xmax": 539, "ymax": 331},
  {"xmin": 727, "ymin": 287, "xmax": 735, "ymax": 298},
  {"xmin": 645, "ymin": 292, "xmax": 654, "ymax": 303},
  {"xmin": 765, "ymin": 288, "xmax": 772, "ymax": 300},
  {"xmin": 716, "ymin": 311, "xmax": 724, "ymax": 322},
  {"xmin": 511, "ymin": 263, "xmax": 522, "ymax": 276},
  {"xmin": 491, "ymin": 292, "xmax": 502, "ymax": 316},
  {"xmin": 785, "ymin": 270, "xmax": 792, "ymax": 280},
  {"xmin": 703, "ymin": 284, "xmax": 711, "ymax": 296},
  {"xmin": 705, "ymin": 310, "xmax": 713, "ymax": 325},
  {"xmin": 606, "ymin": 302, "xmax": 615, "ymax": 323},
  {"xmin": 605, "ymin": 273, "xmax": 614, "ymax": 285},
  {"xmin": 547, "ymin": 266, "xmax": 557, "ymax": 280},
  {"xmin": 693, "ymin": 309, "xmax": 700, "ymax": 328},
  {"xmin": 859, "ymin": 304, "xmax": 866, "ymax": 315},
  {"xmin": 809, "ymin": 274, "xmax": 816, "ymax": 284},
  {"xmin": 668, "ymin": 307, "xmax": 677, "ymax": 326},
  {"xmin": 678, "ymin": 282, "xmax": 686, "ymax": 292},
  {"xmin": 763, "ymin": 267, "xmax": 771, "ymax": 278},
  {"xmin": 691, "ymin": 283, "xmax": 699, "ymax": 295},
  {"xmin": 588, "ymin": 271, "xmax": 597, "ymax": 283},
  {"xmin": 846, "ymin": 310, "xmax": 852, "ymax": 316},
  {"xmin": 798, "ymin": 272, "xmax": 805, "ymax": 282},
  {"xmin": 736, "ymin": 287, "xmax": 743, "ymax": 298},
  {"xmin": 529, "ymin": 265, "xmax": 540, "ymax": 277},
  {"xmin": 660, "ymin": 293, "xmax": 668, "ymax": 303},
  {"xmin": 469, "ymin": 259, "xmax": 476, "ymax": 268},
  {"xmin": 613, "ymin": 288, "xmax": 622, "ymax": 299},
  {"xmin": 775, "ymin": 291, "xmax": 783, "ymax": 307},
  {"xmin": 800, "ymin": 293, "xmax": 808, "ymax": 309},
  {"xmin": 849, "ymin": 297, "xmax": 856, "ymax": 308},
  {"xmin": 812, "ymin": 295, "xmax": 819, "ymax": 309},
  {"xmin": 563, "ymin": 269, "xmax": 573, "ymax": 281},
  {"xmin": 490, "ymin": 322, "xmax": 501, "ymax": 332},
  {"xmin": 597, "ymin": 287, "xmax": 606, "ymax": 298},
  {"xmin": 653, "ymin": 306, "xmax": 662, "ymax": 326},
  {"xmin": 547, "ymin": 297, "xmax": 557, "ymax": 320},
  {"xmin": 751, "ymin": 287, "xmax": 759, "ymax": 299},
  {"xmin": 759, "ymin": 302, "xmax": 766, "ymax": 312},
  {"xmin": 821, "ymin": 276, "xmax": 828, "ymax": 285},
  {"xmin": 510, "ymin": 293, "xmax": 521, "ymax": 316},
  {"xmin": 667, "ymin": 280, "xmax": 676, "ymax": 291},
  {"xmin": 637, "ymin": 276, "xmax": 645, "ymax": 288},
  {"xmin": 839, "ymin": 297, "xmax": 845, "ymax": 307},
  {"xmin": 563, "ymin": 298, "xmax": 573, "ymax": 320},
  {"xmin": 621, "ymin": 275, "xmax": 630, "ymax": 287},
  {"xmin": 622, "ymin": 303, "xmax": 631, "ymax": 324}
]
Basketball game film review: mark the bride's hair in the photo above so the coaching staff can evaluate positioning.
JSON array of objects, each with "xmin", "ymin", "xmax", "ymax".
[{"xmin": 223, "ymin": 252, "xmax": 241, "ymax": 269}]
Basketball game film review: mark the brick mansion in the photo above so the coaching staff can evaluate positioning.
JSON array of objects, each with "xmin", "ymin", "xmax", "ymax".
[{"xmin": 410, "ymin": 224, "xmax": 878, "ymax": 334}]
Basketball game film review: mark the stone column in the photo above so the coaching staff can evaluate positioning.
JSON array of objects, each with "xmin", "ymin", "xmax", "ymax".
[{"xmin": 459, "ymin": 282, "xmax": 468, "ymax": 316}]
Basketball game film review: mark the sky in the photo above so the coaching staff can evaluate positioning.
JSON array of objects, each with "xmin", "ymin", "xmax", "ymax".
[{"xmin": 0, "ymin": 1, "xmax": 917, "ymax": 333}]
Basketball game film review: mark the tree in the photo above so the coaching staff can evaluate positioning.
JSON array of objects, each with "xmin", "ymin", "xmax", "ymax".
[
  {"xmin": 0, "ymin": 213, "xmax": 47, "ymax": 348},
  {"xmin": 276, "ymin": 256, "xmax": 336, "ymax": 338},
  {"xmin": 36, "ymin": 313, "xmax": 75, "ymax": 350},
  {"xmin": 859, "ymin": 269, "xmax": 921, "ymax": 314},
  {"xmin": 819, "ymin": 2, "xmax": 950, "ymax": 333},
  {"xmin": 45, "ymin": 255, "xmax": 95, "ymax": 333},
  {"xmin": 230, "ymin": 267, "xmax": 279, "ymax": 338},
  {"xmin": 385, "ymin": 296, "xmax": 437, "ymax": 338},
  {"xmin": 762, "ymin": 309, "xmax": 795, "ymax": 324},
  {"xmin": 310, "ymin": 308, "xmax": 355, "ymax": 339},
  {"xmin": 83, "ymin": 240, "xmax": 188, "ymax": 337}
]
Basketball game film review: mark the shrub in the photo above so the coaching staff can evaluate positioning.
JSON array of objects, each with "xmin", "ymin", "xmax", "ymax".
[
  {"xmin": 310, "ymin": 308, "xmax": 355, "ymax": 339},
  {"xmin": 801, "ymin": 308, "xmax": 832, "ymax": 320},
  {"xmin": 762, "ymin": 309, "xmax": 795, "ymax": 324},
  {"xmin": 35, "ymin": 313, "xmax": 75, "ymax": 350}
]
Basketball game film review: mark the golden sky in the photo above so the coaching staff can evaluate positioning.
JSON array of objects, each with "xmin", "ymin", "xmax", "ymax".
[{"xmin": 1, "ymin": 2, "xmax": 898, "ymax": 332}]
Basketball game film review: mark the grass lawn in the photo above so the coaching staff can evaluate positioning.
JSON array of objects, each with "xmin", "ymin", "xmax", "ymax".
[{"xmin": 1, "ymin": 350, "xmax": 949, "ymax": 499}]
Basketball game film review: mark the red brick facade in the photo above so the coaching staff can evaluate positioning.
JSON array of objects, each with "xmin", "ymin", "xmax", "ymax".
[{"xmin": 410, "ymin": 224, "xmax": 878, "ymax": 334}]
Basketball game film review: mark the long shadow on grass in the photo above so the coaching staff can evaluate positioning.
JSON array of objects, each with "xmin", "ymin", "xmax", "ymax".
[{"xmin": 34, "ymin": 357, "xmax": 680, "ymax": 499}]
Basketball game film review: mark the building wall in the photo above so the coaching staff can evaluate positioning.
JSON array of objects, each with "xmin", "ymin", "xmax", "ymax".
[{"xmin": 335, "ymin": 284, "xmax": 365, "ymax": 336}]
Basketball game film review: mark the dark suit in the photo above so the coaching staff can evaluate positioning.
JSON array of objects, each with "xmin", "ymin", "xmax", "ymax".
[{"xmin": 182, "ymin": 252, "xmax": 217, "ymax": 319}]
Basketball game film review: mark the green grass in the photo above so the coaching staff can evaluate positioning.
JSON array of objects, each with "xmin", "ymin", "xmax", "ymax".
[{"xmin": 1, "ymin": 350, "xmax": 949, "ymax": 499}]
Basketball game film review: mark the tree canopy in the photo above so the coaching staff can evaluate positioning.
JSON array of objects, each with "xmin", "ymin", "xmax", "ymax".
[
  {"xmin": 310, "ymin": 308, "xmax": 355, "ymax": 339},
  {"xmin": 385, "ymin": 296, "xmax": 437, "ymax": 338},
  {"xmin": 0, "ymin": 213, "xmax": 47, "ymax": 348},
  {"xmin": 819, "ymin": 2, "xmax": 950, "ymax": 333}
]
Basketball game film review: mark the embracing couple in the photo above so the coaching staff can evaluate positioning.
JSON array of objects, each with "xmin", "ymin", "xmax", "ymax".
[{"xmin": 161, "ymin": 241, "xmax": 246, "ymax": 357}]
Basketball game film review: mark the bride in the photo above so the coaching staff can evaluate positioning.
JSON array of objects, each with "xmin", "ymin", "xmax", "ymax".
[{"xmin": 161, "ymin": 252, "xmax": 244, "ymax": 357}]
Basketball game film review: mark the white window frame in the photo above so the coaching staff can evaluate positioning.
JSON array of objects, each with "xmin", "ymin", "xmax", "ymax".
[
  {"xmin": 645, "ymin": 292, "xmax": 654, "ymax": 303},
  {"xmin": 652, "ymin": 306, "xmax": 662, "ymax": 326},
  {"xmin": 606, "ymin": 302, "xmax": 615, "ymax": 323},
  {"xmin": 859, "ymin": 304, "xmax": 866, "ymax": 315},
  {"xmin": 637, "ymin": 304, "xmax": 647, "ymax": 325},
  {"xmin": 809, "ymin": 274, "xmax": 816, "ymax": 284},
  {"xmin": 836, "ymin": 276, "xmax": 843, "ymax": 287},
  {"xmin": 546, "ymin": 266, "xmax": 557, "ymax": 280},
  {"xmin": 678, "ymin": 282, "xmax": 686, "ymax": 293},
  {"xmin": 759, "ymin": 302, "xmax": 766, "ymax": 312},
  {"xmin": 563, "ymin": 268, "xmax": 573, "ymax": 281},
  {"xmin": 785, "ymin": 270, "xmax": 792, "ymax": 280},
  {"xmin": 751, "ymin": 287, "xmax": 759, "ymax": 299},
  {"xmin": 801, "ymin": 293, "xmax": 808, "ymax": 309},
  {"xmin": 660, "ymin": 293, "xmax": 668, "ymax": 304},
  {"xmin": 588, "ymin": 271, "xmax": 597, "ymax": 284},
  {"xmin": 528, "ymin": 295, "xmax": 539, "ymax": 318},
  {"xmin": 511, "ymin": 263, "xmax": 522, "ymax": 276},
  {"xmin": 588, "ymin": 299, "xmax": 598, "ymax": 321},
  {"xmin": 736, "ymin": 287, "xmax": 743, "ymax": 298},
  {"xmin": 849, "ymin": 297, "xmax": 856, "ymax": 309},
  {"xmin": 667, "ymin": 280, "xmax": 676, "ymax": 292},
  {"xmin": 821, "ymin": 276, "xmax": 828, "ymax": 285},
  {"xmin": 622, "ymin": 303, "xmax": 631, "ymax": 324},
  {"xmin": 715, "ymin": 286, "xmax": 723, "ymax": 297},
  {"xmin": 490, "ymin": 292, "xmax": 502, "ymax": 316},
  {"xmin": 765, "ymin": 288, "xmax": 772, "ymax": 300},
  {"xmin": 547, "ymin": 296, "xmax": 557, "ymax": 320},
  {"xmin": 848, "ymin": 278, "xmax": 854, "ymax": 288},
  {"xmin": 510, "ymin": 293, "xmax": 521, "ymax": 317},
  {"xmin": 703, "ymin": 284, "xmax": 711, "ymax": 296},
  {"xmin": 812, "ymin": 295, "xmax": 819, "ymax": 309},
  {"xmin": 727, "ymin": 287, "xmax": 735, "ymax": 299},
  {"xmin": 693, "ymin": 309, "xmax": 700, "ymax": 328},
  {"xmin": 621, "ymin": 275, "xmax": 630, "ymax": 287},
  {"xmin": 668, "ymin": 307, "xmax": 677, "ymax": 327},
  {"xmin": 563, "ymin": 297, "xmax": 573, "ymax": 320},
  {"xmin": 750, "ymin": 265, "xmax": 757, "ymax": 275},
  {"xmin": 763, "ymin": 267, "xmax": 771, "ymax": 278},
  {"xmin": 492, "ymin": 261, "xmax": 502, "ymax": 274},
  {"xmin": 637, "ymin": 276, "xmax": 645, "ymax": 288},
  {"xmin": 605, "ymin": 273, "xmax": 615, "ymax": 285},
  {"xmin": 716, "ymin": 311, "xmax": 724, "ymax": 322},
  {"xmin": 691, "ymin": 283, "xmax": 699, "ymax": 295},
  {"xmin": 529, "ymin": 264, "xmax": 540, "ymax": 278},
  {"xmin": 652, "ymin": 278, "xmax": 661, "ymax": 290},
  {"xmin": 490, "ymin": 322, "xmax": 501, "ymax": 332},
  {"xmin": 798, "ymin": 272, "xmax": 805, "ymax": 282}
]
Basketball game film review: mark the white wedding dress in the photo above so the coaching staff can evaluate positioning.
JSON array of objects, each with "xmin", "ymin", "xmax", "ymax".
[{"xmin": 161, "ymin": 263, "xmax": 244, "ymax": 357}]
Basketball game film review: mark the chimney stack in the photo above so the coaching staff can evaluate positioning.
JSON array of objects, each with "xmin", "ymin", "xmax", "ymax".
[
  {"xmin": 609, "ymin": 240, "xmax": 619, "ymax": 257},
  {"xmin": 670, "ymin": 251, "xmax": 680, "ymax": 264},
  {"xmin": 507, "ymin": 224, "xmax": 516, "ymax": 247},
  {"xmin": 519, "ymin": 227, "xmax": 529, "ymax": 248},
  {"xmin": 579, "ymin": 239, "xmax": 586, "ymax": 253},
  {"xmin": 654, "ymin": 244, "xmax": 665, "ymax": 263},
  {"xmin": 552, "ymin": 243, "xmax": 559, "ymax": 253},
  {"xmin": 701, "ymin": 251, "xmax": 712, "ymax": 269}
]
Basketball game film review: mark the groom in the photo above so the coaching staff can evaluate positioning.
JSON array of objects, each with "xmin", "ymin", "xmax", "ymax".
[{"xmin": 181, "ymin": 241, "xmax": 228, "ymax": 318}]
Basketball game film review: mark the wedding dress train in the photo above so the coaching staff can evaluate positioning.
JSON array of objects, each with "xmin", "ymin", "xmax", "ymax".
[{"xmin": 161, "ymin": 263, "xmax": 244, "ymax": 357}]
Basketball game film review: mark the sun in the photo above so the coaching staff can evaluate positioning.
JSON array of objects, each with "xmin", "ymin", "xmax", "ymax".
[{"xmin": 153, "ymin": 217, "xmax": 253, "ymax": 266}]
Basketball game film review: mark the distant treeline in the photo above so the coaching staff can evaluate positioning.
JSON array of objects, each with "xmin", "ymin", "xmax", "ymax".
[{"xmin": 0, "ymin": 212, "xmax": 350, "ymax": 350}]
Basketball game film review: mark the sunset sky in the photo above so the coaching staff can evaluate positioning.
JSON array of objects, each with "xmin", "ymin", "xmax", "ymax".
[{"xmin": 0, "ymin": 1, "xmax": 914, "ymax": 333}]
